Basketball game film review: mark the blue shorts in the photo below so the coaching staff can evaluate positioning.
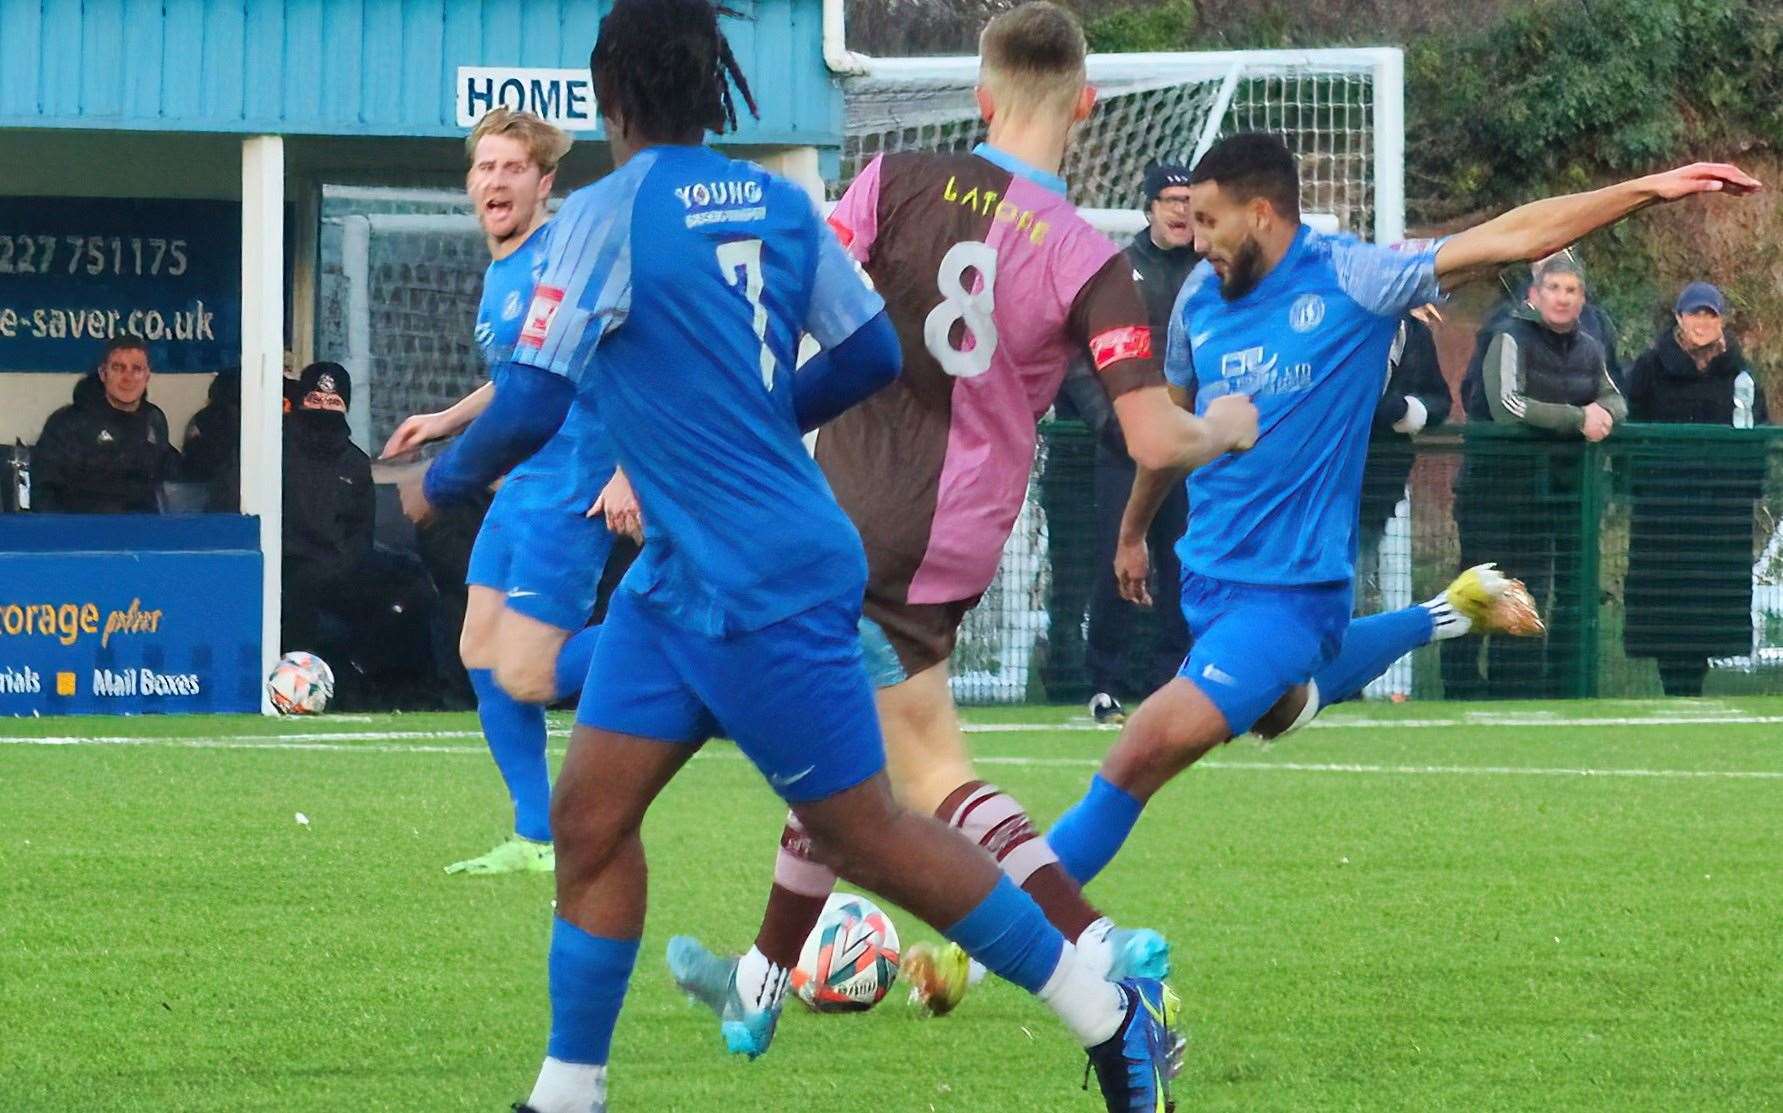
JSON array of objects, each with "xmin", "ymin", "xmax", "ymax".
[
  {"xmin": 576, "ymin": 589, "xmax": 887, "ymax": 804},
  {"xmin": 466, "ymin": 490, "xmax": 613, "ymax": 632},
  {"xmin": 1177, "ymin": 571, "xmax": 1352, "ymax": 735}
]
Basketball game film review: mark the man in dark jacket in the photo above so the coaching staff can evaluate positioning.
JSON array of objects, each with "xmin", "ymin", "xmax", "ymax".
[
  {"xmin": 1444, "ymin": 256, "xmax": 1627, "ymax": 699},
  {"xmin": 281, "ymin": 361, "xmax": 439, "ymax": 708},
  {"xmin": 1069, "ymin": 164, "xmax": 1199, "ymax": 722},
  {"xmin": 181, "ymin": 368, "xmax": 241, "ymax": 511},
  {"xmin": 31, "ymin": 338, "xmax": 181, "ymax": 513},
  {"xmin": 1623, "ymin": 282, "xmax": 1771, "ymax": 696},
  {"xmin": 1359, "ymin": 312, "xmax": 1451, "ymax": 583}
]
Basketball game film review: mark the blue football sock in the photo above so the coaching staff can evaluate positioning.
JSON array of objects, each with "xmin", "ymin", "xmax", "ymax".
[
  {"xmin": 1046, "ymin": 774, "xmax": 1144, "ymax": 886},
  {"xmin": 553, "ymin": 624, "xmax": 601, "ymax": 702},
  {"xmin": 942, "ymin": 876, "xmax": 1065, "ymax": 994},
  {"xmin": 547, "ymin": 918, "xmax": 640, "ymax": 1065},
  {"xmin": 469, "ymin": 667, "xmax": 552, "ymax": 843},
  {"xmin": 1313, "ymin": 606, "xmax": 1435, "ymax": 707}
]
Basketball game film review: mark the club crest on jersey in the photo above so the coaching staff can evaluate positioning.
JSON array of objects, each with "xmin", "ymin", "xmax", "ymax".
[
  {"xmin": 520, "ymin": 286, "xmax": 564, "ymax": 348},
  {"xmin": 1289, "ymin": 293, "xmax": 1326, "ymax": 333}
]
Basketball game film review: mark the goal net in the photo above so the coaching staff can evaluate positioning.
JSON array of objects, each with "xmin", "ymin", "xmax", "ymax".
[
  {"xmin": 840, "ymin": 50, "xmax": 1409, "ymax": 703},
  {"xmin": 840, "ymin": 48, "xmax": 1405, "ymax": 242}
]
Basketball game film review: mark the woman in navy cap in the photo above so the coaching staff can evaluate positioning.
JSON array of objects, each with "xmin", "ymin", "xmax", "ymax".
[{"xmin": 1624, "ymin": 281, "xmax": 1770, "ymax": 696}]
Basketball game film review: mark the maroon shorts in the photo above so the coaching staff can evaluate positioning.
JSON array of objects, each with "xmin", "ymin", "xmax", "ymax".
[{"xmin": 859, "ymin": 591, "xmax": 981, "ymax": 685}]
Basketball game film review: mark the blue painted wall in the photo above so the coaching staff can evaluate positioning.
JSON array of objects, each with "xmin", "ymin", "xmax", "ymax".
[{"xmin": 0, "ymin": 0, "xmax": 840, "ymax": 147}]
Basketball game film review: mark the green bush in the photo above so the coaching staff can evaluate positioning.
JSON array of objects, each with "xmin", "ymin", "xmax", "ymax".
[{"xmin": 1408, "ymin": 0, "xmax": 1782, "ymax": 220}]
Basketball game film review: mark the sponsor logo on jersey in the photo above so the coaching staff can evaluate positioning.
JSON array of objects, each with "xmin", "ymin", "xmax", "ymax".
[
  {"xmin": 1289, "ymin": 293, "xmax": 1326, "ymax": 333},
  {"xmin": 1213, "ymin": 346, "xmax": 1312, "ymax": 398},
  {"xmin": 1089, "ymin": 325, "xmax": 1153, "ymax": 370},
  {"xmin": 675, "ymin": 179, "xmax": 767, "ymax": 228},
  {"xmin": 519, "ymin": 286, "xmax": 564, "ymax": 349}
]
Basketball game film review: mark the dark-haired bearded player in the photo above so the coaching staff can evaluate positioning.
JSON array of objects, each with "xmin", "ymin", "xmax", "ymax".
[{"xmin": 1041, "ymin": 133, "xmax": 1759, "ymax": 892}]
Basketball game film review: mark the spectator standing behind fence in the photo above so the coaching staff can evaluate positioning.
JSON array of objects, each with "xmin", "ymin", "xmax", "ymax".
[
  {"xmin": 1040, "ymin": 165, "xmax": 1199, "ymax": 723},
  {"xmin": 1444, "ymin": 256, "xmax": 1627, "ymax": 699},
  {"xmin": 31, "ymin": 338, "xmax": 180, "ymax": 513},
  {"xmin": 1358, "ymin": 311, "xmax": 1450, "ymax": 595},
  {"xmin": 1461, "ymin": 249, "xmax": 1626, "ymax": 413},
  {"xmin": 1623, "ymin": 282, "xmax": 1770, "ymax": 697}
]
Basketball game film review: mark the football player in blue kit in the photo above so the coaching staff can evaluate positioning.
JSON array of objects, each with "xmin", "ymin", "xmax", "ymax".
[
  {"xmin": 384, "ymin": 108, "xmax": 638, "ymax": 876},
  {"xmin": 1045, "ymin": 133, "xmax": 1760, "ymax": 887},
  {"xmin": 405, "ymin": 3, "xmax": 1182, "ymax": 1110}
]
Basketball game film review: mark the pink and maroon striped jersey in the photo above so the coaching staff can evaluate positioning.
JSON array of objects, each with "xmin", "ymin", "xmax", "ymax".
[{"xmin": 820, "ymin": 147, "xmax": 1162, "ymax": 606}]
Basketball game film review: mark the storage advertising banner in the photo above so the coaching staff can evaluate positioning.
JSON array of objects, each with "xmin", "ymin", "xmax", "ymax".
[
  {"xmin": 0, "ymin": 549, "xmax": 262, "ymax": 715},
  {"xmin": 0, "ymin": 198, "xmax": 241, "ymax": 373}
]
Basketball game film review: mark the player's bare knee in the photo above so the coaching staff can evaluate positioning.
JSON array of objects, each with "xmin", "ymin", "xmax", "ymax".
[{"xmin": 494, "ymin": 656, "xmax": 555, "ymax": 705}]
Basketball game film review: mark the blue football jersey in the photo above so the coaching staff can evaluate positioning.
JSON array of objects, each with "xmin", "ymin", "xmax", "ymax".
[
  {"xmin": 1165, "ymin": 226, "xmax": 1445, "ymax": 586},
  {"xmin": 511, "ymin": 145, "xmax": 886, "ymax": 635},
  {"xmin": 475, "ymin": 221, "xmax": 614, "ymax": 512}
]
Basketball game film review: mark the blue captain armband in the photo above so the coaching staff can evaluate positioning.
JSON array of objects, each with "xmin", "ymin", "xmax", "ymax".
[{"xmin": 423, "ymin": 361, "xmax": 575, "ymax": 506}]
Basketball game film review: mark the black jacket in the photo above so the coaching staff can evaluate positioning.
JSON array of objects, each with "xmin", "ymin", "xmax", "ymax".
[
  {"xmin": 1055, "ymin": 230, "xmax": 1199, "ymax": 453},
  {"xmin": 1463, "ymin": 298, "xmax": 1623, "ymax": 420},
  {"xmin": 1627, "ymin": 330, "xmax": 1769, "ymax": 427},
  {"xmin": 1480, "ymin": 306, "xmax": 1627, "ymax": 433},
  {"xmin": 32, "ymin": 374, "xmax": 180, "ymax": 513},
  {"xmin": 181, "ymin": 370, "xmax": 242, "ymax": 511},
  {"xmin": 282, "ymin": 411, "xmax": 375, "ymax": 592},
  {"xmin": 1623, "ymin": 329, "xmax": 1769, "ymax": 660},
  {"xmin": 1374, "ymin": 315, "xmax": 1451, "ymax": 436}
]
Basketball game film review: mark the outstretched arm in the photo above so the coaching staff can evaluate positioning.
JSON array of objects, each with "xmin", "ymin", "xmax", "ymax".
[
  {"xmin": 380, "ymin": 381, "xmax": 496, "ymax": 459},
  {"xmin": 1435, "ymin": 163, "xmax": 1760, "ymax": 286}
]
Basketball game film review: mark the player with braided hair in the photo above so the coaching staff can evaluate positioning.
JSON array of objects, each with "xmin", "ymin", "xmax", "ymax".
[{"xmin": 503, "ymin": 2, "xmax": 1181, "ymax": 1111}]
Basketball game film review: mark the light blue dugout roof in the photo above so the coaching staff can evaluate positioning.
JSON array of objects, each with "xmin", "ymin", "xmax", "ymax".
[{"xmin": 0, "ymin": 0, "xmax": 844, "ymax": 150}]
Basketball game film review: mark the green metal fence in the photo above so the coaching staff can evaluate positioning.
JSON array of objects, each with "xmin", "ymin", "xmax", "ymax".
[{"xmin": 957, "ymin": 421, "xmax": 1783, "ymax": 705}]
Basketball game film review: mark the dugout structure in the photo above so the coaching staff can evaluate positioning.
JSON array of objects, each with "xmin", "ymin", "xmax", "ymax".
[{"xmin": 0, "ymin": 0, "xmax": 850, "ymax": 715}]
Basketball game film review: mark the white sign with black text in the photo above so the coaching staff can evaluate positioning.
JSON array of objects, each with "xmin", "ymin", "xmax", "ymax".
[{"xmin": 456, "ymin": 68, "xmax": 599, "ymax": 131}]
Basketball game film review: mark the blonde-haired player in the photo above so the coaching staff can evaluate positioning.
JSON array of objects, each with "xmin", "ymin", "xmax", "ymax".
[
  {"xmin": 384, "ymin": 108, "xmax": 638, "ymax": 875},
  {"xmin": 668, "ymin": 5, "xmax": 1254, "ymax": 1104}
]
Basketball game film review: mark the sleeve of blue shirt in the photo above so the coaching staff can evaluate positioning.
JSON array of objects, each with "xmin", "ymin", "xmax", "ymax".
[
  {"xmin": 515, "ymin": 178, "xmax": 640, "ymax": 381},
  {"xmin": 790, "ymin": 210, "xmax": 897, "ymax": 431},
  {"xmin": 1162, "ymin": 267, "xmax": 1204, "ymax": 392},
  {"xmin": 1331, "ymin": 236, "xmax": 1450, "ymax": 319}
]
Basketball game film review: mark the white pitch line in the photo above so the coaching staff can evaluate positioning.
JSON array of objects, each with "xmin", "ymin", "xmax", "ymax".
[
  {"xmin": 965, "ymin": 713, "xmax": 1783, "ymax": 733},
  {"xmin": 2, "ymin": 732, "xmax": 1780, "ymax": 780},
  {"xmin": 976, "ymin": 755, "xmax": 1783, "ymax": 780},
  {"xmin": 5, "ymin": 710, "xmax": 1782, "ymax": 749}
]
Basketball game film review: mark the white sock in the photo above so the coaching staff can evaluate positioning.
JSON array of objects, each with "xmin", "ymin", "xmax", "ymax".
[
  {"xmin": 526, "ymin": 1058, "xmax": 607, "ymax": 1113},
  {"xmin": 1036, "ymin": 941, "xmax": 1126, "ymax": 1047},
  {"xmin": 734, "ymin": 945, "xmax": 790, "ymax": 1014},
  {"xmin": 1074, "ymin": 917, "xmax": 1118, "ymax": 979},
  {"xmin": 1421, "ymin": 594, "xmax": 1472, "ymax": 640}
]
